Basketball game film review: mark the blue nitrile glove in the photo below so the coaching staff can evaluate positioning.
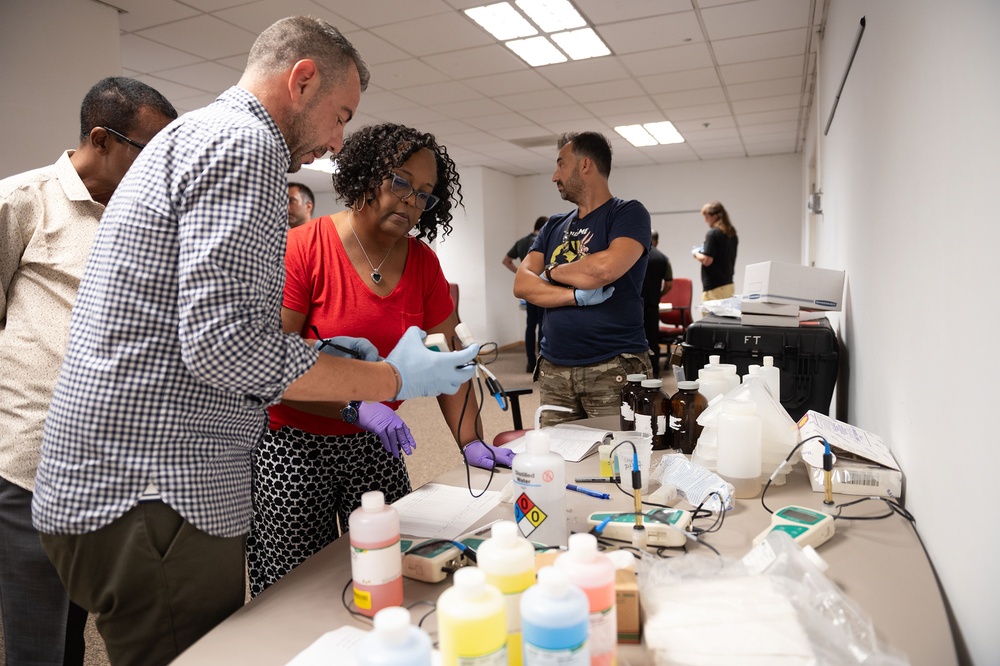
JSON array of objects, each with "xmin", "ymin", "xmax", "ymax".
[
  {"xmin": 574, "ymin": 285, "xmax": 615, "ymax": 306},
  {"xmin": 357, "ymin": 402, "xmax": 415, "ymax": 458},
  {"xmin": 385, "ymin": 327, "xmax": 479, "ymax": 400},
  {"xmin": 463, "ymin": 439, "xmax": 515, "ymax": 470},
  {"xmin": 313, "ymin": 336, "xmax": 379, "ymax": 361}
]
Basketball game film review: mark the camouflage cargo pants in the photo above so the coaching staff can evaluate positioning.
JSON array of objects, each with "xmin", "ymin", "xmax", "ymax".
[{"xmin": 536, "ymin": 353, "xmax": 652, "ymax": 427}]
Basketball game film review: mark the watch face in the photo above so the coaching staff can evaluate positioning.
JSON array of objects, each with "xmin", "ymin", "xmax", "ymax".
[{"xmin": 342, "ymin": 402, "xmax": 359, "ymax": 424}]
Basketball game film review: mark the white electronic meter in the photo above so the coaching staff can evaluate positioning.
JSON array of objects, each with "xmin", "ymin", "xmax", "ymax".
[
  {"xmin": 588, "ymin": 509, "xmax": 691, "ymax": 548},
  {"xmin": 752, "ymin": 505, "xmax": 835, "ymax": 549}
]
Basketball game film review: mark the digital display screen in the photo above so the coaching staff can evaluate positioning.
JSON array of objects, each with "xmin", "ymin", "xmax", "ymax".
[{"xmin": 781, "ymin": 507, "xmax": 820, "ymax": 524}]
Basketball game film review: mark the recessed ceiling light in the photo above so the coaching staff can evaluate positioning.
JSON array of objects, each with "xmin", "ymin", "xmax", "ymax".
[
  {"xmin": 515, "ymin": 0, "xmax": 585, "ymax": 33},
  {"xmin": 615, "ymin": 122, "xmax": 686, "ymax": 147},
  {"xmin": 505, "ymin": 36, "xmax": 568, "ymax": 67},
  {"xmin": 550, "ymin": 27, "xmax": 609, "ymax": 60},
  {"xmin": 464, "ymin": 2, "xmax": 538, "ymax": 41},
  {"xmin": 615, "ymin": 125, "xmax": 658, "ymax": 147},
  {"xmin": 644, "ymin": 121, "xmax": 685, "ymax": 145}
]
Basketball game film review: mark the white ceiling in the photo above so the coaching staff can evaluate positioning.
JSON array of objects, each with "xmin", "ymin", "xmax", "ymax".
[{"xmin": 108, "ymin": 0, "xmax": 826, "ymax": 189}]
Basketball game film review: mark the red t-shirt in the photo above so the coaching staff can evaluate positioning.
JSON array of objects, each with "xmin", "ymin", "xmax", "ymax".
[{"xmin": 268, "ymin": 216, "xmax": 454, "ymax": 435}]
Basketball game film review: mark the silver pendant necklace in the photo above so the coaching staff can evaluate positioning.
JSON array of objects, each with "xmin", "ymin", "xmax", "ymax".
[{"xmin": 349, "ymin": 215, "xmax": 392, "ymax": 284}]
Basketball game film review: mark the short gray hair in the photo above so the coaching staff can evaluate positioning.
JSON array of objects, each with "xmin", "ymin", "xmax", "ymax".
[{"xmin": 247, "ymin": 16, "xmax": 369, "ymax": 93}]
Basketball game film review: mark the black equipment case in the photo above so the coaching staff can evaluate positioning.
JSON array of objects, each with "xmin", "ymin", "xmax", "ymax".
[{"xmin": 680, "ymin": 314, "xmax": 839, "ymax": 421}]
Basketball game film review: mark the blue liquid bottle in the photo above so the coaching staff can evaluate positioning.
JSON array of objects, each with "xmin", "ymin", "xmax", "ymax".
[
  {"xmin": 520, "ymin": 566, "xmax": 590, "ymax": 665},
  {"xmin": 356, "ymin": 606, "xmax": 433, "ymax": 666}
]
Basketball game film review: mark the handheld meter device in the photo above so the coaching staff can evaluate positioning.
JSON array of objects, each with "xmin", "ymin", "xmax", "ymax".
[
  {"xmin": 401, "ymin": 538, "xmax": 464, "ymax": 583},
  {"xmin": 588, "ymin": 509, "xmax": 691, "ymax": 548},
  {"xmin": 752, "ymin": 505, "xmax": 835, "ymax": 549}
]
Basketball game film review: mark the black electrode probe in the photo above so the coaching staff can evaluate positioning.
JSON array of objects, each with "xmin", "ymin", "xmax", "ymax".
[{"xmin": 823, "ymin": 439, "xmax": 834, "ymax": 506}]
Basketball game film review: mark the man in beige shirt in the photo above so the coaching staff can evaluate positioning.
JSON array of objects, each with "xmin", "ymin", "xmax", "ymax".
[{"xmin": 0, "ymin": 77, "xmax": 175, "ymax": 666}]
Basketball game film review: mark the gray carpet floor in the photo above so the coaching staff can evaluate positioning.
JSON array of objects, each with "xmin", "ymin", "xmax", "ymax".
[{"xmin": 2, "ymin": 344, "xmax": 674, "ymax": 664}]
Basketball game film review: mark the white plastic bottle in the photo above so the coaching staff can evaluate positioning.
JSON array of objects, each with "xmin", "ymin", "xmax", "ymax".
[
  {"xmin": 520, "ymin": 566, "xmax": 590, "ymax": 665},
  {"xmin": 356, "ymin": 606, "xmax": 433, "ymax": 666},
  {"xmin": 512, "ymin": 429, "xmax": 568, "ymax": 547},
  {"xmin": 707, "ymin": 354, "xmax": 740, "ymax": 391},
  {"xmin": 477, "ymin": 521, "xmax": 537, "ymax": 666},
  {"xmin": 555, "ymin": 533, "xmax": 616, "ymax": 666},
  {"xmin": 759, "ymin": 356, "xmax": 781, "ymax": 401},
  {"xmin": 438, "ymin": 566, "xmax": 507, "ymax": 665},
  {"xmin": 348, "ymin": 491, "xmax": 403, "ymax": 617},
  {"xmin": 717, "ymin": 399, "xmax": 762, "ymax": 498},
  {"xmin": 697, "ymin": 365, "xmax": 728, "ymax": 403}
]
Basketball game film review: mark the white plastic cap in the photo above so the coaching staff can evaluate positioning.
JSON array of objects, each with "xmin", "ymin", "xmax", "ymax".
[
  {"xmin": 453, "ymin": 566, "xmax": 486, "ymax": 596},
  {"xmin": 626, "ymin": 373, "xmax": 647, "ymax": 382},
  {"xmin": 565, "ymin": 533, "xmax": 598, "ymax": 561},
  {"xmin": 372, "ymin": 606, "xmax": 411, "ymax": 645},
  {"xmin": 748, "ymin": 364, "xmax": 761, "ymax": 375},
  {"xmin": 640, "ymin": 379, "xmax": 662, "ymax": 388},
  {"xmin": 536, "ymin": 566, "xmax": 569, "ymax": 596},
  {"xmin": 525, "ymin": 429, "xmax": 551, "ymax": 455},
  {"xmin": 677, "ymin": 381, "xmax": 699, "ymax": 390},
  {"xmin": 606, "ymin": 549, "xmax": 636, "ymax": 570},
  {"xmin": 361, "ymin": 491, "xmax": 385, "ymax": 512},
  {"xmin": 490, "ymin": 520, "xmax": 518, "ymax": 544},
  {"xmin": 763, "ymin": 356, "xmax": 774, "ymax": 367},
  {"xmin": 699, "ymin": 366, "xmax": 725, "ymax": 379},
  {"xmin": 709, "ymin": 355, "xmax": 721, "ymax": 365},
  {"xmin": 802, "ymin": 545, "xmax": 829, "ymax": 573}
]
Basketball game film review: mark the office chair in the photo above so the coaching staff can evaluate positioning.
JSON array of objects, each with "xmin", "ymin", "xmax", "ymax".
[
  {"xmin": 492, "ymin": 388, "xmax": 534, "ymax": 448},
  {"xmin": 658, "ymin": 277, "xmax": 693, "ymax": 366}
]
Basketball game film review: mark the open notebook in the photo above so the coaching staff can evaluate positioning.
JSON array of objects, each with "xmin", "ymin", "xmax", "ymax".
[{"xmin": 504, "ymin": 424, "xmax": 617, "ymax": 462}]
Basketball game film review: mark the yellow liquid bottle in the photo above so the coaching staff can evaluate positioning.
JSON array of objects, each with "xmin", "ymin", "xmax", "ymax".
[
  {"xmin": 438, "ymin": 567, "xmax": 507, "ymax": 665},
  {"xmin": 477, "ymin": 521, "xmax": 537, "ymax": 666}
]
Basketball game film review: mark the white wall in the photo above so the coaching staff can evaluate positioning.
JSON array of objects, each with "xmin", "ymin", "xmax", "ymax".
[
  {"xmin": 436, "ymin": 166, "xmax": 521, "ymax": 346},
  {"xmin": 806, "ymin": 2, "xmax": 999, "ymax": 663},
  {"xmin": 513, "ymin": 154, "xmax": 802, "ymax": 322},
  {"xmin": 0, "ymin": 0, "xmax": 121, "ymax": 178}
]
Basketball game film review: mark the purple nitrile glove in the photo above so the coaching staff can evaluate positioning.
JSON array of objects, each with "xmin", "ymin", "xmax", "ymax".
[
  {"xmin": 356, "ymin": 402, "xmax": 415, "ymax": 459},
  {"xmin": 463, "ymin": 439, "xmax": 515, "ymax": 470}
]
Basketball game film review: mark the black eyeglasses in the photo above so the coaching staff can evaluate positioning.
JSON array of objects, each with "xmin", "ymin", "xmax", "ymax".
[
  {"xmin": 102, "ymin": 126, "xmax": 147, "ymax": 152},
  {"xmin": 389, "ymin": 174, "xmax": 440, "ymax": 212}
]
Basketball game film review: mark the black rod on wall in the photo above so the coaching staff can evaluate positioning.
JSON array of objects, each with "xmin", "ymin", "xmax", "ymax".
[{"xmin": 824, "ymin": 16, "xmax": 866, "ymax": 136}]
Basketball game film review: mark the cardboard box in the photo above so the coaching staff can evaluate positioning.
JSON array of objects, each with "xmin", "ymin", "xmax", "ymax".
[
  {"xmin": 739, "ymin": 299, "xmax": 799, "ymax": 316},
  {"xmin": 743, "ymin": 261, "xmax": 846, "ymax": 311},
  {"xmin": 797, "ymin": 410, "xmax": 904, "ymax": 498},
  {"xmin": 616, "ymin": 568, "xmax": 640, "ymax": 644}
]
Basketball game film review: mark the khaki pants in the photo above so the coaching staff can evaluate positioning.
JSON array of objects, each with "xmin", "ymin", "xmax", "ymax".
[
  {"xmin": 536, "ymin": 353, "xmax": 652, "ymax": 427},
  {"xmin": 702, "ymin": 283, "xmax": 735, "ymax": 301},
  {"xmin": 41, "ymin": 502, "xmax": 245, "ymax": 666}
]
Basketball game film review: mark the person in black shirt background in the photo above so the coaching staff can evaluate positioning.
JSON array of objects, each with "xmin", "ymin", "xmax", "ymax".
[
  {"xmin": 693, "ymin": 200, "xmax": 738, "ymax": 301},
  {"xmin": 503, "ymin": 215, "xmax": 547, "ymax": 372}
]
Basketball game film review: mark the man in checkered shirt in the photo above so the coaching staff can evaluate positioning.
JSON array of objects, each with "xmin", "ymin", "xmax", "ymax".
[{"xmin": 31, "ymin": 17, "xmax": 477, "ymax": 665}]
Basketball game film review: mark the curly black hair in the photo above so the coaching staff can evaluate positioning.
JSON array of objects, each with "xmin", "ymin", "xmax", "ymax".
[{"xmin": 333, "ymin": 123, "xmax": 462, "ymax": 243}]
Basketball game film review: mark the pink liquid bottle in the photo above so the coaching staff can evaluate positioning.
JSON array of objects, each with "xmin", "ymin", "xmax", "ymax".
[
  {"xmin": 556, "ymin": 533, "xmax": 617, "ymax": 666},
  {"xmin": 349, "ymin": 491, "xmax": 403, "ymax": 617}
]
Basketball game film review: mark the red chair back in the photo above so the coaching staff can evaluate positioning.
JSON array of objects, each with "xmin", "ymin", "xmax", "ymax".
[{"xmin": 659, "ymin": 277, "xmax": 693, "ymax": 330}]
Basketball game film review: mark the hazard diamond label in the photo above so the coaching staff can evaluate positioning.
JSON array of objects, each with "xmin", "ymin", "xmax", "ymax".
[{"xmin": 515, "ymin": 492, "xmax": 548, "ymax": 537}]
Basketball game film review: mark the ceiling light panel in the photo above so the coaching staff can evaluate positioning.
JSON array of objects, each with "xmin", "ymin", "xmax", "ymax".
[
  {"xmin": 615, "ymin": 125, "xmax": 657, "ymax": 147},
  {"xmin": 644, "ymin": 121, "xmax": 685, "ymax": 144},
  {"xmin": 505, "ymin": 36, "xmax": 568, "ymax": 67},
  {"xmin": 464, "ymin": 3, "xmax": 538, "ymax": 41},
  {"xmin": 550, "ymin": 27, "xmax": 610, "ymax": 60},
  {"xmin": 515, "ymin": 0, "xmax": 586, "ymax": 32}
]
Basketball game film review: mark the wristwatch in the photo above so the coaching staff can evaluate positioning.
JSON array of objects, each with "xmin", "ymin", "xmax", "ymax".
[
  {"xmin": 341, "ymin": 400, "xmax": 361, "ymax": 424},
  {"xmin": 544, "ymin": 263, "xmax": 570, "ymax": 287}
]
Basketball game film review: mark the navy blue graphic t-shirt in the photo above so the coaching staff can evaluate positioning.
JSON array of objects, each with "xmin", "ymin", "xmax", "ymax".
[{"xmin": 529, "ymin": 197, "xmax": 651, "ymax": 365}]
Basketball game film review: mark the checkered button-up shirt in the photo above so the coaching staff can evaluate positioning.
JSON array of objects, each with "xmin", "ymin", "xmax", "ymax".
[{"xmin": 33, "ymin": 87, "xmax": 318, "ymax": 538}]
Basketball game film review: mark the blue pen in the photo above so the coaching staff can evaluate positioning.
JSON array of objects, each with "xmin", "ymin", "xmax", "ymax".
[{"xmin": 566, "ymin": 484, "xmax": 610, "ymax": 500}]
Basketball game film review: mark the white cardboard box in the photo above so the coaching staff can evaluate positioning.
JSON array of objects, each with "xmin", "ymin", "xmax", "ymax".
[
  {"xmin": 743, "ymin": 261, "xmax": 845, "ymax": 311},
  {"xmin": 797, "ymin": 410, "xmax": 903, "ymax": 499},
  {"xmin": 739, "ymin": 299, "xmax": 800, "ymax": 316}
]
